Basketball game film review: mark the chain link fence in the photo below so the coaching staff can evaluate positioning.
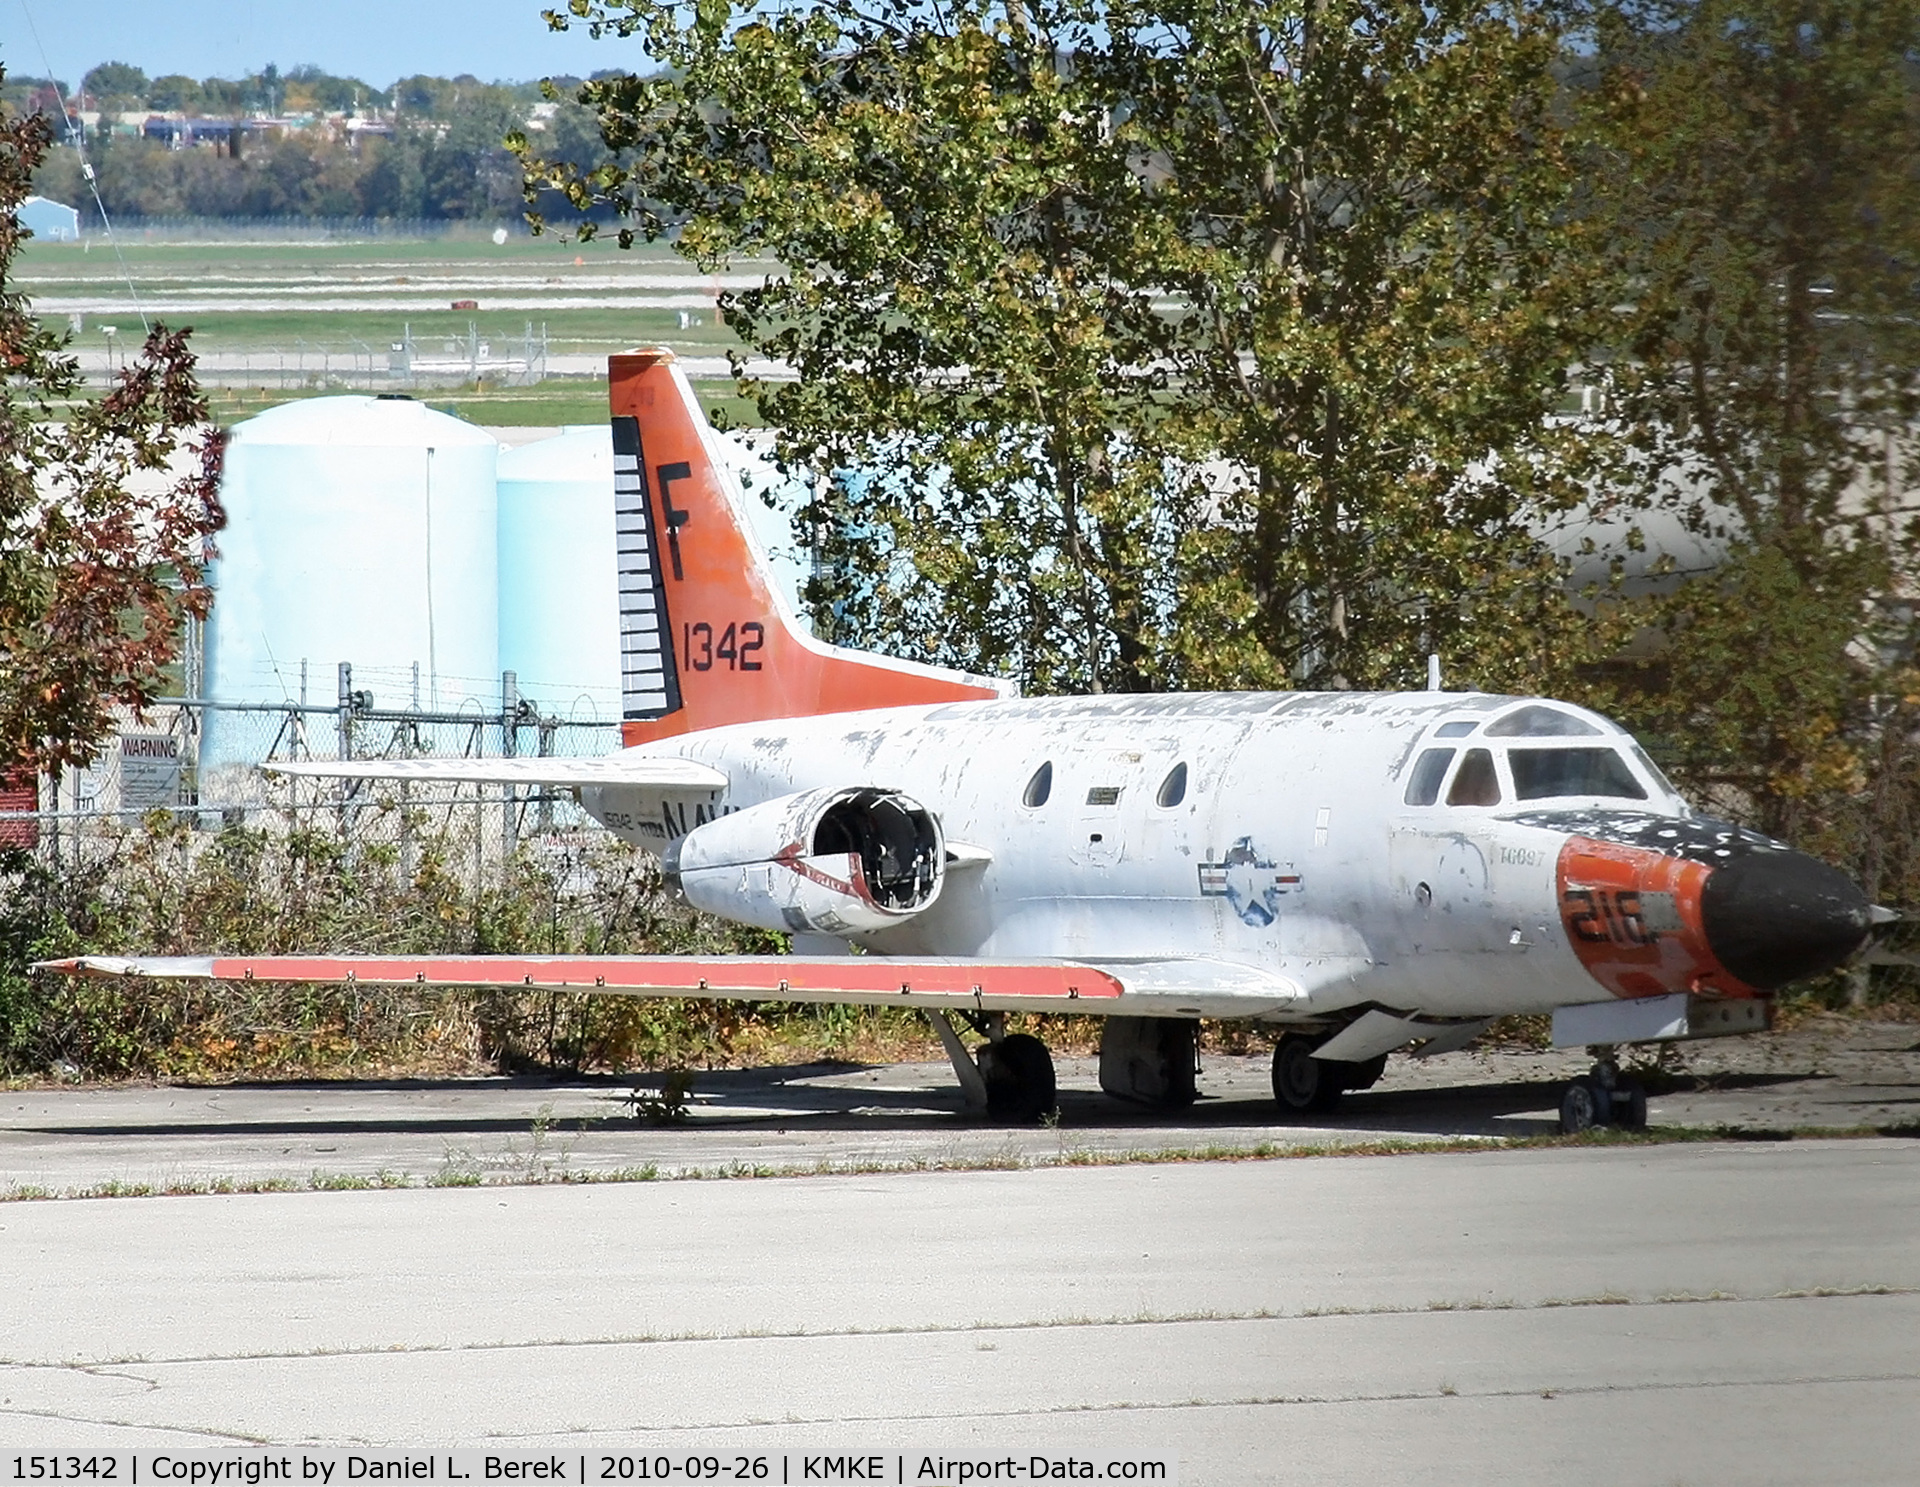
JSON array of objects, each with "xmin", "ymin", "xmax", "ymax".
[
  {"xmin": 2, "ymin": 664, "xmax": 623, "ymax": 891},
  {"xmin": 75, "ymin": 323, "xmax": 553, "ymax": 390}
]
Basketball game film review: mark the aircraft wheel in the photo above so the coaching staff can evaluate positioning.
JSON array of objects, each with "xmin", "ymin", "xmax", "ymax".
[
  {"xmin": 1559, "ymin": 1077, "xmax": 1606, "ymax": 1134},
  {"xmin": 1153, "ymin": 1019, "xmax": 1199, "ymax": 1112},
  {"xmin": 1615, "ymin": 1082, "xmax": 1649, "ymax": 1131},
  {"xmin": 980, "ymin": 1033, "xmax": 1057, "ymax": 1123},
  {"xmin": 1272, "ymin": 1034, "xmax": 1343, "ymax": 1116},
  {"xmin": 1341, "ymin": 1053, "xmax": 1390, "ymax": 1092}
]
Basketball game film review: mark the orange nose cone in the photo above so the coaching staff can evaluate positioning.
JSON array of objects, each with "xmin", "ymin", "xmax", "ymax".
[
  {"xmin": 1558, "ymin": 830, "xmax": 1872, "ymax": 998},
  {"xmin": 1558, "ymin": 836, "xmax": 1735, "ymax": 998}
]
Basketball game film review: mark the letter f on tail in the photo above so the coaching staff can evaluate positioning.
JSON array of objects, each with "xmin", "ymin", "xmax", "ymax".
[{"xmin": 608, "ymin": 349, "xmax": 1011, "ymax": 746}]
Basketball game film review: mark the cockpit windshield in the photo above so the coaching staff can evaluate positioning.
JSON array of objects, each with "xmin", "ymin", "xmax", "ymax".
[
  {"xmin": 1485, "ymin": 705, "xmax": 1602, "ymax": 737},
  {"xmin": 1508, "ymin": 748, "xmax": 1647, "ymax": 801}
]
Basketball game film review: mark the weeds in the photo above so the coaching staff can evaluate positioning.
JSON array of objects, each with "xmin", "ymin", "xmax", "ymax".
[
  {"xmin": 6, "ymin": 1117, "xmax": 1912, "ymax": 1205},
  {"xmin": 624, "ymin": 1069, "xmax": 695, "ymax": 1125}
]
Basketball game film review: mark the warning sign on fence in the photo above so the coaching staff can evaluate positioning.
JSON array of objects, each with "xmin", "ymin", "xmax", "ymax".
[{"xmin": 119, "ymin": 732, "xmax": 183, "ymax": 817}]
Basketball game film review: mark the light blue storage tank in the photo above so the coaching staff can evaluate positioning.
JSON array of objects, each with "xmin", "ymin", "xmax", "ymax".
[
  {"xmin": 203, "ymin": 395, "xmax": 499, "ymax": 767},
  {"xmin": 496, "ymin": 426, "xmax": 621, "ymax": 720}
]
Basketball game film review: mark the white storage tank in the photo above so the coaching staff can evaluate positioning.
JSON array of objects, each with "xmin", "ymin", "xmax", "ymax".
[
  {"xmin": 203, "ymin": 395, "xmax": 499, "ymax": 767},
  {"xmin": 496, "ymin": 426, "xmax": 622, "ymax": 720}
]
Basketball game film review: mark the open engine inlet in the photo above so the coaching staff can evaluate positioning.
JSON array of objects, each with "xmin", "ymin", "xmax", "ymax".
[
  {"xmin": 667, "ymin": 783, "xmax": 949, "ymax": 936},
  {"xmin": 813, "ymin": 790, "xmax": 942, "ymax": 911}
]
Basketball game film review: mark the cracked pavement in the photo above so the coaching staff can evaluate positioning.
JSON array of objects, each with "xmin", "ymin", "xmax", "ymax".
[{"xmin": 2, "ymin": 1137, "xmax": 1917, "ymax": 1482}]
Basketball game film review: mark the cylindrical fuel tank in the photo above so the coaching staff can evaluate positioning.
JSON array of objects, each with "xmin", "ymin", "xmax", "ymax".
[
  {"xmin": 495, "ymin": 425, "xmax": 621, "ymax": 719},
  {"xmin": 203, "ymin": 395, "xmax": 499, "ymax": 767},
  {"xmin": 495, "ymin": 424, "xmax": 814, "ymax": 723}
]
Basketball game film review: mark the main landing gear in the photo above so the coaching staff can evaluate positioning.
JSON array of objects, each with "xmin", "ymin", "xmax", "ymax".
[
  {"xmin": 1558, "ymin": 1048, "xmax": 1648, "ymax": 1135},
  {"xmin": 1271, "ymin": 1033, "xmax": 1388, "ymax": 1118},
  {"xmin": 929, "ymin": 1011, "xmax": 1057, "ymax": 1124}
]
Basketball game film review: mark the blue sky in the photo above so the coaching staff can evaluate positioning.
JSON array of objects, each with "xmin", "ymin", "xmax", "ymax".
[{"xmin": 4, "ymin": 0, "xmax": 646, "ymax": 91}]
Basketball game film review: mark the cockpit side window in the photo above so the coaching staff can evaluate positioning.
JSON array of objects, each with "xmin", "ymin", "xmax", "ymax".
[
  {"xmin": 1404, "ymin": 748, "xmax": 1455, "ymax": 806},
  {"xmin": 1447, "ymin": 748, "xmax": 1502, "ymax": 806},
  {"xmin": 1485, "ymin": 705, "xmax": 1602, "ymax": 737},
  {"xmin": 1509, "ymin": 748, "xmax": 1647, "ymax": 801},
  {"xmin": 1434, "ymin": 720, "xmax": 1478, "ymax": 738},
  {"xmin": 1628, "ymin": 743, "xmax": 1678, "ymax": 797}
]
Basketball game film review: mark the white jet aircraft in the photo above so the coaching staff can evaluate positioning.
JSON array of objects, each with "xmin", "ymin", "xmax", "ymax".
[{"xmin": 44, "ymin": 350, "xmax": 1881, "ymax": 1133}]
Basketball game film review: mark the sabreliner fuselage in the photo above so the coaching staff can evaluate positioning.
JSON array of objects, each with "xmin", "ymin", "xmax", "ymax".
[{"xmin": 584, "ymin": 688, "xmax": 1869, "ymax": 1023}]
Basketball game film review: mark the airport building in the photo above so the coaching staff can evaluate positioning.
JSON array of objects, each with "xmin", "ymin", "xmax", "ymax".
[{"xmin": 18, "ymin": 195, "xmax": 79, "ymax": 242}]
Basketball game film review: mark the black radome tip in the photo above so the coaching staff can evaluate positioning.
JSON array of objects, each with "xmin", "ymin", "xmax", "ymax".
[{"xmin": 1700, "ymin": 850, "xmax": 1873, "ymax": 990}]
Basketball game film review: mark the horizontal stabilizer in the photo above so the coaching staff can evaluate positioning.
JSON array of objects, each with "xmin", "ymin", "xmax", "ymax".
[
  {"xmin": 264, "ymin": 756, "xmax": 728, "ymax": 790},
  {"xmin": 37, "ymin": 953, "xmax": 1307, "ymax": 1018}
]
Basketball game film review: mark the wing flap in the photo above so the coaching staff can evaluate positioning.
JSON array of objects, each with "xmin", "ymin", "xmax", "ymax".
[
  {"xmin": 36, "ymin": 953, "xmax": 1305, "ymax": 1016},
  {"xmin": 263, "ymin": 756, "xmax": 728, "ymax": 790}
]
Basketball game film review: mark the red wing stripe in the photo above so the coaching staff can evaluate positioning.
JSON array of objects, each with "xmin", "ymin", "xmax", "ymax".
[{"xmin": 203, "ymin": 956, "xmax": 1125, "ymax": 999}]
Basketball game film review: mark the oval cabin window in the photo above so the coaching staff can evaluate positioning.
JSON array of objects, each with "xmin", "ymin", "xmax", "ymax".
[
  {"xmin": 1157, "ymin": 762, "xmax": 1188, "ymax": 808},
  {"xmin": 1022, "ymin": 761, "xmax": 1053, "ymax": 808}
]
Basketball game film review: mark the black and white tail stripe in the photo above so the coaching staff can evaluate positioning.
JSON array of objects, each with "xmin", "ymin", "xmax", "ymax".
[{"xmin": 611, "ymin": 416, "xmax": 683, "ymax": 721}]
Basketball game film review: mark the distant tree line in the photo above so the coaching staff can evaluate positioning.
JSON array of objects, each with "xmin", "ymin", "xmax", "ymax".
[{"xmin": 7, "ymin": 63, "xmax": 617, "ymax": 224}]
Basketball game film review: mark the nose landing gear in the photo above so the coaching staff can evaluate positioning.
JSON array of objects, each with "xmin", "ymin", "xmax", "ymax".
[{"xmin": 1558, "ymin": 1048, "xmax": 1648, "ymax": 1134}]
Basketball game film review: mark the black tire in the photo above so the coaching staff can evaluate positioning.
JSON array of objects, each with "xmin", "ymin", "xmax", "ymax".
[
  {"xmin": 1615, "ymin": 1083, "xmax": 1648, "ymax": 1131},
  {"xmin": 1559, "ymin": 1077, "xmax": 1601, "ymax": 1134},
  {"xmin": 1339, "ymin": 1053, "xmax": 1390, "ymax": 1092},
  {"xmin": 980, "ymin": 1033, "xmax": 1057, "ymax": 1123},
  {"xmin": 1154, "ymin": 1019, "xmax": 1199, "ymax": 1112},
  {"xmin": 1271, "ymin": 1034, "xmax": 1343, "ymax": 1116}
]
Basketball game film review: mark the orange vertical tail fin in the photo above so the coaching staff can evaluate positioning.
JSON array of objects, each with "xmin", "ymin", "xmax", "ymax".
[{"xmin": 610, "ymin": 349, "xmax": 1010, "ymax": 746}]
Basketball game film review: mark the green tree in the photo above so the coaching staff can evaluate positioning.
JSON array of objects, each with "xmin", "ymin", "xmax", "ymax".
[
  {"xmin": 534, "ymin": 0, "xmax": 1609, "ymax": 695},
  {"xmin": 1102, "ymin": 0, "xmax": 1610, "ymax": 693},
  {"xmin": 358, "ymin": 132, "xmax": 428, "ymax": 218},
  {"xmin": 554, "ymin": 4, "xmax": 1182, "ymax": 691},
  {"xmin": 0, "ymin": 82, "xmax": 226, "ymax": 774},
  {"xmin": 424, "ymin": 86, "xmax": 526, "ymax": 218},
  {"xmin": 282, "ymin": 65, "xmax": 381, "ymax": 115},
  {"xmin": 146, "ymin": 74, "xmax": 204, "ymax": 113},
  {"xmin": 80, "ymin": 61, "xmax": 147, "ymax": 110},
  {"xmin": 200, "ymin": 77, "xmax": 247, "ymax": 113},
  {"xmin": 1583, "ymin": 0, "xmax": 1920, "ymax": 863}
]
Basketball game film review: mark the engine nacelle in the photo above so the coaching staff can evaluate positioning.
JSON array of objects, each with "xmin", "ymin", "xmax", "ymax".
[{"xmin": 664, "ymin": 786, "xmax": 946, "ymax": 936}]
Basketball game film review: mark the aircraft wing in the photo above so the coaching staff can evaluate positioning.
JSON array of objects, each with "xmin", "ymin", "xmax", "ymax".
[
  {"xmin": 263, "ymin": 757, "xmax": 728, "ymax": 790},
  {"xmin": 36, "ymin": 953, "xmax": 1310, "ymax": 1018}
]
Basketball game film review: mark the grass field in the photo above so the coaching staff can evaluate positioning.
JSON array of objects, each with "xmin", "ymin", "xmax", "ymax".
[
  {"xmin": 197, "ymin": 377, "xmax": 766, "ymax": 429},
  {"xmin": 18, "ymin": 231, "xmax": 775, "ymax": 426}
]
